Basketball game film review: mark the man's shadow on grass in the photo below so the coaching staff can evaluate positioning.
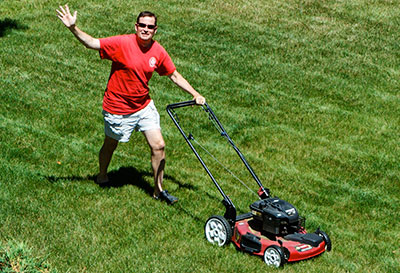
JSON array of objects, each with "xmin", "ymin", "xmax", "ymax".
[
  {"xmin": 0, "ymin": 18, "xmax": 28, "ymax": 37},
  {"xmin": 97, "ymin": 166, "xmax": 154, "ymax": 194},
  {"xmin": 46, "ymin": 166, "xmax": 196, "ymax": 198},
  {"xmin": 96, "ymin": 166, "xmax": 196, "ymax": 196},
  {"xmin": 46, "ymin": 166, "xmax": 227, "ymax": 222}
]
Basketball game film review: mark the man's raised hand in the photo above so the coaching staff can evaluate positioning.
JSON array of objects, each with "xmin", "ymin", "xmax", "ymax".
[{"xmin": 56, "ymin": 4, "xmax": 77, "ymax": 28}]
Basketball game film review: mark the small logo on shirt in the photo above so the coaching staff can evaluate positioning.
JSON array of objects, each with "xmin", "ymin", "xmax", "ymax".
[{"xmin": 149, "ymin": 57, "xmax": 157, "ymax": 68}]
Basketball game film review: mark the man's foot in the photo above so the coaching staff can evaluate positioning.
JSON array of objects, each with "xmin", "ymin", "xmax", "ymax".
[{"xmin": 155, "ymin": 190, "xmax": 178, "ymax": 205}]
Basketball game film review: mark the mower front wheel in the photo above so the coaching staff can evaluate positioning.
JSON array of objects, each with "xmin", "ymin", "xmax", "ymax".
[
  {"xmin": 317, "ymin": 230, "xmax": 332, "ymax": 251},
  {"xmin": 204, "ymin": 215, "xmax": 232, "ymax": 247},
  {"xmin": 263, "ymin": 245, "xmax": 285, "ymax": 267}
]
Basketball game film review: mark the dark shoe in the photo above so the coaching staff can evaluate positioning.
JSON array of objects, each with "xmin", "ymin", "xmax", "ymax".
[
  {"xmin": 158, "ymin": 190, "xmax": 178, "ymax": 205},
  {"xmin": 96, "ymin": 174, "xmax": 109, "ymax": 185},
  {"xmin": 95, "ymin": 175, "xmax": 112, "ymax": 188}
]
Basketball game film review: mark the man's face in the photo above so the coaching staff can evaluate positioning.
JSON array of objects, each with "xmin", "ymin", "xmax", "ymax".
[{"xmin": 135, "ymin": 16, "xmax": 157, "ymax": 42}]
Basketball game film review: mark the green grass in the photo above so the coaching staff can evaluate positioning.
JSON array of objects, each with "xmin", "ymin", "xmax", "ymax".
[
  {"xmin": 0, "ymin": 241, "xmax": 56, "ymax": 272},
  {"xmin": 1, "ymin": 0, "xmax": 399, "ymax": 272}
]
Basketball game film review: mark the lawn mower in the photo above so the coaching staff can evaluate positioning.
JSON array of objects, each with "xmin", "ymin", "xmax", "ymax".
[{"xmin": 166, "ymin": 100, "xmax": 331, "ymax": 267}]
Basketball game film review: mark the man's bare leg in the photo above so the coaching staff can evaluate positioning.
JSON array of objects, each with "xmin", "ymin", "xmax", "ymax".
[
  {"xmin": 143, "ymin": 129, "xmax": 165, "ymax": 197},
  {"xmin": 97, "ymin": 135, "xmax": 118, "ymax": 183},
  {"xmin": 143, "ymin": 129, "xmax": 178, "ymax": 204}
]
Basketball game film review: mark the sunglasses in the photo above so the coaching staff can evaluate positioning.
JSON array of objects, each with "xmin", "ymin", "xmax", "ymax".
[{"xmin": 137, "ymin": 23, "xmax": 157, "ymax": 30}]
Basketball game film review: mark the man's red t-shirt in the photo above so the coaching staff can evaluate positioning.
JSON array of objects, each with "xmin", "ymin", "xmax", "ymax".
[{"xmin": 99, "ymin": 34, "xmax": 176, "ymax": 114}]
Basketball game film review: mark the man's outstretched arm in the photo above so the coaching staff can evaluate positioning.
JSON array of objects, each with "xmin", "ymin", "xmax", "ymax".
[{"xmin": 56, "ymin": 4, "xmax": 100, "ymax": 50}]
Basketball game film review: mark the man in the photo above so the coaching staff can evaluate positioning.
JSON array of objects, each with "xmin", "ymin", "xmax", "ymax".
[{"xmin": 56, "ymin": 5, "xmax": 205, "ymax": 204}]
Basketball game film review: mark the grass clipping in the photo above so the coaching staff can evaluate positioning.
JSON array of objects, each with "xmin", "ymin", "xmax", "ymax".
[{"xmin": 0, "ymin": 242, "xmax": 56, "ymax": 273}]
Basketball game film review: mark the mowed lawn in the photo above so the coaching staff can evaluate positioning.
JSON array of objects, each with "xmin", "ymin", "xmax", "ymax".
[{"xmin": 0, "ymin": 0, "xmax": 399, "ymax": 272}]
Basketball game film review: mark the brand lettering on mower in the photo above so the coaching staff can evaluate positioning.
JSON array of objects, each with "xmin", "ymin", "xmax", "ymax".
[{"xmin": 285, "ymin": 208, "xmax": 296, "ymax": 216}]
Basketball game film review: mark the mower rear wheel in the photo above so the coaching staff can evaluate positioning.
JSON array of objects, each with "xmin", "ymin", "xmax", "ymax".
[
  {"xmin": 263, "ymin": 245, "xmax": 285, "ymax": 267},
  {"xmin": 204, "ymin": 215, "xmax": 232, "ymax": 246}
]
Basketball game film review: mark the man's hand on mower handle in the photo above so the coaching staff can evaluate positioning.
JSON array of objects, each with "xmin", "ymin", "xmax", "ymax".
[{"xmin": 194, "ymin": 95, "xmax": 206, "ymax": 105}]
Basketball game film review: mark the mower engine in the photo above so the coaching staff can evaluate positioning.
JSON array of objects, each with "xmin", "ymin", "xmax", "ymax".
[{"xmin": 250, "ymin": 197, "xmax": 302, "ymax": 235}]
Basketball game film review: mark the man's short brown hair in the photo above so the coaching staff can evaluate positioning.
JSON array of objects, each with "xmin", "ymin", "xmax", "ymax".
[{"xmin": 137, "ymin": 11, "xmax": 157, "ymax": 26}]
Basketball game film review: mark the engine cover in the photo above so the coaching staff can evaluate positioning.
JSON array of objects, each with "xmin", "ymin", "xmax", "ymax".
[{"xmin": 250, "ymin": 197, "xmax": 300, "ymax": 235}]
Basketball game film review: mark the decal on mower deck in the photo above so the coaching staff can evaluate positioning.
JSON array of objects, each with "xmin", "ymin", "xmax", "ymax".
[{"xmin": 295, "ymin": 244, "xmax": 313, "ymax": 252}]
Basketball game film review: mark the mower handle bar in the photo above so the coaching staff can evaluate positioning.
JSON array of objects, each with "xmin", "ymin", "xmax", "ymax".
[
  {"xmin": 166, "ymin": 100, "xmax": 270, "ymax": 200},
  {"xmin": 167, "ymin": 100, "xmax": 236, "ymax": 221}
]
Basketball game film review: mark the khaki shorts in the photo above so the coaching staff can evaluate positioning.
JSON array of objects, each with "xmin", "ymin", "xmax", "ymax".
[{"xmin": 103, "ymin": 100, "xmax": 161, "ymax": 142}]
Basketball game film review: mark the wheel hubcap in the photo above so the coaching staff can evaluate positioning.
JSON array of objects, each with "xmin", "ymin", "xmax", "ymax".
[
  {"xmin": 265, "ymin": 248, "xmax": 281, "ymax": 267},
  {"xmin": 206, "ymin": 219, "xmax": 227, "ymax": 246}
]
